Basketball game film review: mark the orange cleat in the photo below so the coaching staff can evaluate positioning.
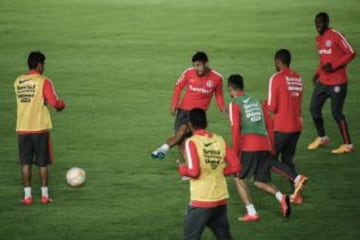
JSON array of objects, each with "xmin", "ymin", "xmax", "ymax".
[
  {"xmin": 290, "ymin": 194, "xmax": 303, "ymax": 205},
  {"xmin": 331, "ymin": 144, "xmax": 355, "ymax": 154},
  {"xmin": 294, "ymin": 175, "xmax": 308, "ymax": 196},
  {"xmin": 307, "ymin": 136, "xmax": 330, "ymax": 150}
]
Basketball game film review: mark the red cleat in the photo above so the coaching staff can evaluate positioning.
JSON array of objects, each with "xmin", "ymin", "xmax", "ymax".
[
  {"xmin": 280, "ymin": 195, "xmax": 291, "ymax": 218},
  {"xmin": 238, "ymin": 214, "xmax": 260, "ymax": 222},
  {"xmin": 21, "ymin": 197, "xmax": 33, "ymax": 205},
  {"xmin": 40, "ymin": 196, "xmax": 52, "ymax": 204}
]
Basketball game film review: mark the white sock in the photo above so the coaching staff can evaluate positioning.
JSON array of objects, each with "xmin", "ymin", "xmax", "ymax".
[
  {"xmin": 275, "ymin": 191, "xmax": 283, "ymax": 202},
  {"xmin": 24, "ymin": 187, "xmax": 31, "ymax": 198},
  {"xmin": 159, "ymin": 144, "xmax": 170, "ymax": 153},
  {"xmin": 294, "ymin": 175, "xmax": 301, "ymax": 184},
  {"xmin": 41, "ymin": 186, "xmax": 49, "ymax": 198},
  {"xmin": 245, "ymin": 204, "xmax": 257, "ymax": 216}
]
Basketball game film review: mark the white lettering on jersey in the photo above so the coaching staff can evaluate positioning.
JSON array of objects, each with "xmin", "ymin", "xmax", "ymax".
[
  {"xmin": 189, "ymin": 85, "xmax": 212, "ymax": 94},
  {"xmin": 285, "ymin": 76, "xmax": 303, "ymax": 96},
  {"xmin": 319, "ymin": 49, "xmax": 332, "ymax": 54}
]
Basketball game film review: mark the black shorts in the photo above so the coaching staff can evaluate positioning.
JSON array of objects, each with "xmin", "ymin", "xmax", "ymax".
[
  {"xmin": 238, "ymin": 151, "xmax": 271, "ymax": 182},
  {"xmin": 18, "ymin": 132, "xmax": 53, "ymax": 167},
  {"xmin": 174, "ymin": 109, "xmax": 192, "ymax": 137},
  {"xmin": 184, "ymin": 205, "xmax": 233, "ymax": 240}
]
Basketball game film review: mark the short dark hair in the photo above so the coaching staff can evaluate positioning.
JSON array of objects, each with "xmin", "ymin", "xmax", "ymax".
[
  {"xmin": 189, "ymin": 108, "xmax": 207, "ymax": 130},
  {"xmin": 275, "ymin": 49, "xmax": 291, "ymax": 66},
  {"xmin": 192, "ymin": 51, "xmax": 208, "ymax": 63},
  {"xmin": 227, "ymin": 74, "xmax": 244, "ymax": 91},
  {"xmin": 27, "ymin": 51, "xmax": 46, "ymax": 70},
  {"xmin": 315, "ymin": 12, "xmax": 329, "ymax": 23}
]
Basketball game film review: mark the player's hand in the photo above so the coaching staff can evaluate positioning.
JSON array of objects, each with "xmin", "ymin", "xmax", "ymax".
[
  {"xmin": 220, "ymin": 107, "xmax": 228, "ymax": 115},
  {"xmin": 322, "ymin": 63, "xmax": 333, "ymax": 73},
  {"xmin": 312, "ymin": 74, "xmax": 319, "ymax": 85},
  {"xmin": 170, "ymin": 106, "xmax": 177, "ymax": 116},
  {"xmin": 261, "ymin": 99, "xmax": 267, "ymax": 108},
  {"xmin": 176, "ymin": 159, "xmax": 184, "ymax": 166},
  {"xmin": 55, "ymin": 100, "xmax": 65, "ymax": 112}
]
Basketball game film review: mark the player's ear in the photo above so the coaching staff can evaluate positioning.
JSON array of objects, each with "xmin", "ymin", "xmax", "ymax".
[{"xmin": 36, "ymin": 62, "xmax": 44, "ymax": 73}]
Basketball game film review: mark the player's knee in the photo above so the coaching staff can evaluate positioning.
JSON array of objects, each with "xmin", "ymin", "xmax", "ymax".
[
  {"xmin": 310, "ymin": 105, "xmax": 322, "ymax": 118},
  {"xmin": 254, "ymin": 181, "xmax": 262, "ymax": 189},
  {"xmin": 331, "ymin": 110, "xmax": 344, "ymax": 122}
]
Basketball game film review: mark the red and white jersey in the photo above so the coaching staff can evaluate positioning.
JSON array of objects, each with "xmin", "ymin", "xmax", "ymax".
[
  {"xmin": 316, "ymin": 28, "xmax": 356, "ymax": 85},
  {"xmin": 267, "ymin": 68, "xmax": 303, "ymax": 133},
  {"xmin": 171, "ymin": 68, "xmax": 225, "ymax": 111}
]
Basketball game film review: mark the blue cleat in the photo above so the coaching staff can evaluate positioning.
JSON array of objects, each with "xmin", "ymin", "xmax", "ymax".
[{"xmin": 151, "ymin": 151, "xmax": 165, "ymax": 159}]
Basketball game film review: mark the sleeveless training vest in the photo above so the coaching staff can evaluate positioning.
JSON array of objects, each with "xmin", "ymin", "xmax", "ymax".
[{"xmin": 14, "ymin": 73, "xmax": 52, "ymax": 132}]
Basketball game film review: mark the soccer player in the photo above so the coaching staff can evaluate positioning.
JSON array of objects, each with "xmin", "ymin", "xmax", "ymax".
[
  {"xmin": 228, "ymin": 74, "xmax": 291, "ymax": 222},
  {"xmin": 308, "ymin": 12, "xmax": 356, "ymax": 153},
  {"xmin": 177, "ymin": 108, "xmax": 239, "ymax": 240},
  {"xmin": 265, "ymin": 49, "xmax": 308, "ymax": 204},
  {"xmin": 14, "ymin": 51, "xmax": 66, "ymax": 205},
  {"xmin": 151, "ymin": 51, "xmax": 226, "ymax": 160}
]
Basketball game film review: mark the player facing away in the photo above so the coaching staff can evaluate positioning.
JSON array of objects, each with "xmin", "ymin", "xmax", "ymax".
[
  {"xmin": 151, "ymin": 51, "xmax": 226, "ymax": 160},
  {"xmin": 227, "ymin": 74, "xmax": 291, "ymax": 222},
  {"xmin": 265, "ymin": 49, "xmax": 308, "ymax": 204},
  {"xmin": 308, "ymin": 12, "xmax": 356, "ymax": 153},
  {"xmin": 14, "ymin": 51, "xmax": 66, "ymax": 205},
  {"xmin": 177, "ymin": 108, "xmax": 240, "ymax": 240}
]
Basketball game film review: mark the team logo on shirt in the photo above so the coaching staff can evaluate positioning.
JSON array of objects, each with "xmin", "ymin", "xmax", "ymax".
[
  {"xmin": 325, "ymin": 40, "xmax": 332, "ymax": 47},
  {"xmin": 206, "ymin": 80, "xmax": 214, "ymax": 88},
  {"xmin": 19, "ymin": 79, "xmax": 32, "ymax": 84},
  {"xmin": 334, "ymin": 86, "xmax": 341, "ymax": 93}
]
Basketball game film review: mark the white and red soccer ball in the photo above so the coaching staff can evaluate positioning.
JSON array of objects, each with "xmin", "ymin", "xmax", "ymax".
[{"xmin": 66, "ymin": 167, "xmax": 86, "ymax": 187}]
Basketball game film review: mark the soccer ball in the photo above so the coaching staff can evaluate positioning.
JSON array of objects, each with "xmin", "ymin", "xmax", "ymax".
[{"xmin": 66, "ymin": 167, "xmax": 86, "ymax": 187}]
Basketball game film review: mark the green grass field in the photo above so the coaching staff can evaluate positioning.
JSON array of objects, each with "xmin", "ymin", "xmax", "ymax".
[{"xmin": 1, "ymin": 0, "xmax": 360, "ymax": 239}]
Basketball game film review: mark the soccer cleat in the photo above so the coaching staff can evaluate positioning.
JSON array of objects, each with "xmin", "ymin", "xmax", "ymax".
[
  {"xmin": 238, "ymin": 214, "xmax": 260, "ymax": 222},
  {"xmin": 280, "ymin": 195, "xmax": 291, "ymax": 218},
  {"xmin": 290, "ymin": 194, "xmax": 303, "ymax": 205},
  {"xmin": 331, "ymin": 144, "xmax": 355, "ymax": 154},
  {"xmin": 151, "ymin": 150, "xmax": 166, "ymax": 159},
  {"xmin": 307, "ymin": 136, "xmax": 330, "ymax": 150},
  {"xmin": 40, "ymin": 196, "xmax": 52, "ymax": 204},
  {"xmin": 21, "ymin": 197, "xmax": 33, "ymax": 205},
  {"xmin": 294, "ymin": 175, "xmax": 308, "ymax": 196}
]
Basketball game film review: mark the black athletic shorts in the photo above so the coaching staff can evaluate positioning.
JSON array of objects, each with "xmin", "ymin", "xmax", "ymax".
[
  {"xmin": 174, "ymin": 109, "xmax": 192, "ymax": 137},
  {"xmin": 238, "ymin": 151, "xmax": 271, "ymax": 182},
  {"xmin": 18, "ymin": 132, "xmax": 53, "ymax": 167},
  {"xmin": 184, "ymin": 205, "xmax": 233, "ymax": 240}
]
